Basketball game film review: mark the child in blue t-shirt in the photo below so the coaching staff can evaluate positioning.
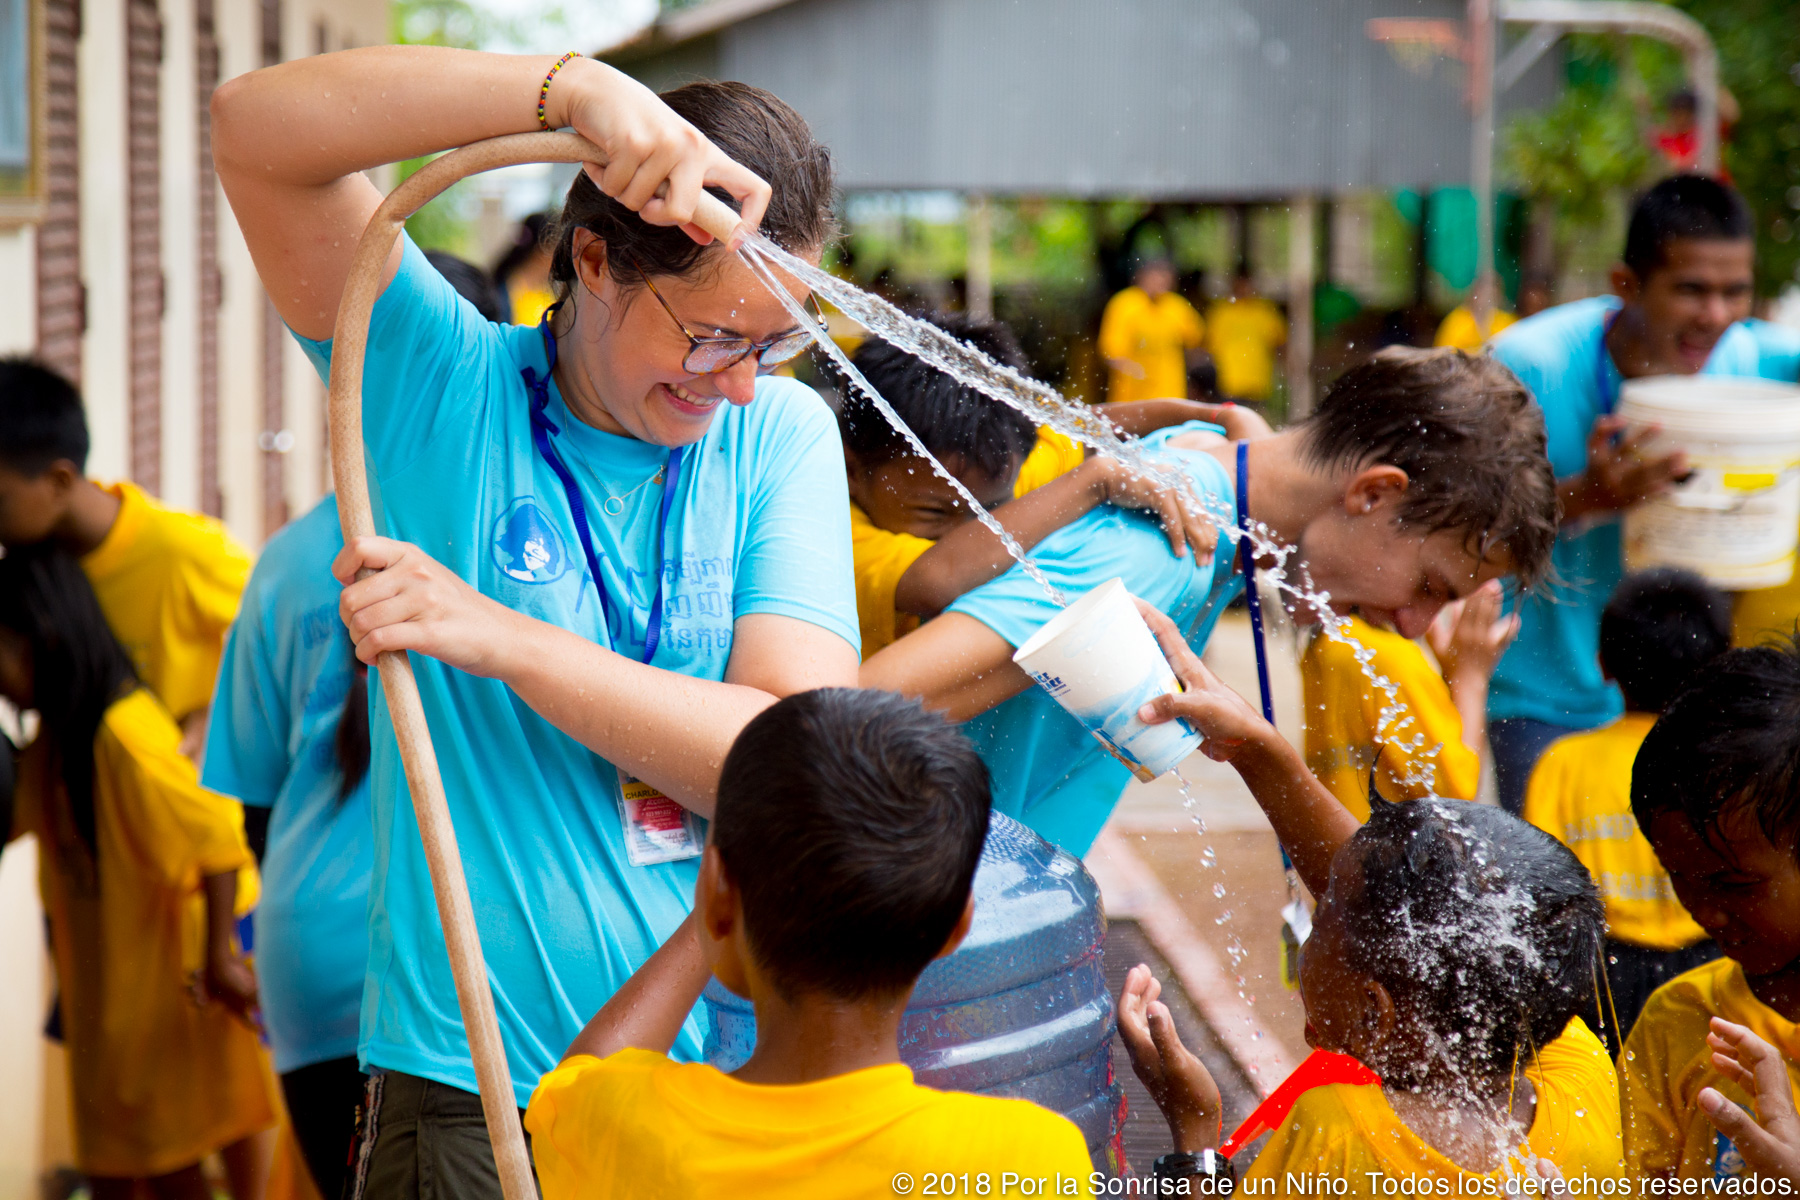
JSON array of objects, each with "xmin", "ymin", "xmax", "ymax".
[
  {"xmin": 863, "ymin": 347, "xmax": 1562, "ymax": 856},
  {"xmin": 203, "ymin": 495, "xmax": 373, "ymax": 1197}
]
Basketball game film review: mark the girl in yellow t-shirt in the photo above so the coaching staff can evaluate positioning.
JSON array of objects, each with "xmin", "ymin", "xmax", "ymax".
[
  {"xmin": 0, "ymin": 544, "xmax": 276, "ymax": 1199},
  {"xmin": 1113, "ymin": 618, "xmax": 1621, "ymax": 1189}
]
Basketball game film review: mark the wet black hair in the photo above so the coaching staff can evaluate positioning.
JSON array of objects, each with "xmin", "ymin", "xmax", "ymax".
[
  {"xmin": 1343, "ymin": 797, "xmax": 1603, "ymax": 1087},
  {"xmin": 1297, "ymin": 346, "xmax": 1559, "ymax": 589},
  {"xmin": 0, "ymin": 357, "xmax": 89, "ymax": 475},
  {"xmin": 0, "ymin": 543, "xmax": 138, "ymax": 854},
  {"xmin": 838, "ymin": 312, "xmax": 1039, "ymax": 482},
  {"xmin": 712, "ymin": 688, "xmax": 991, "ymax": 1002},
  {"xmin": 424, "ymin": 250, "xmax": 509, "ymax": 324},
  {"xmin": 1600, "ymin": 568, "xmax": 1732, "ymax": 714},
  {"xmin": 1632, "ymin": 639, "xmax": 1800, "ymax": 858},
  {"xmin": 333, "ymin": 661, "xmax": 370, "ymax": 803},
  {"xmin": 1623, "ymin": 174, "xmax": 1754, "ymax": 280},
  {"xmin": 491, "ymin": 212, "xmax": 550, "ymax": 287}
]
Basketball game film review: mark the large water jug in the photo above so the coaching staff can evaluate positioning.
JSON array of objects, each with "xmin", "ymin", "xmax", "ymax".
[{"xmin": 701, "ymin": 811, "xmax": 1125, "ymax": 1172}]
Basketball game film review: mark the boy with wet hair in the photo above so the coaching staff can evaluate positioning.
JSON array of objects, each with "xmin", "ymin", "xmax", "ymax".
[
  {"xmin": 864, "ymin": 346, "xmax": 1559, "ymax": 857},
  {"xmin": 1115, "ymin": 606, "xmax": 1620, "ymax": 1186},
  {"xmin": 1487, "ymin": 174, "xmax": 1775, "ymax": 814},
  {"xmin": 1524, "ymin": 568, "xmax": 1731, "ymax": 1053},
  {"xmin": 1620, "ymin": 640, "xmax": 1800, "ymax": 1180},
  {"xmin": 840, "ymin": 313, "xmax": 1247, "ymax": 656},
  {"xmin": 0, "ymin": 357, "xmax": 251, "ymax": 760},
  {"xmin": 523, "ymin": 688, "xmax": 1090, "ymax": 1195}
]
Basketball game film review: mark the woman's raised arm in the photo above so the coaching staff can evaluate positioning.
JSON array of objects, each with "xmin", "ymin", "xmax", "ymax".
[{"xmin": 211, "ymin": 47, "xmax": 771, "ymax": 339}]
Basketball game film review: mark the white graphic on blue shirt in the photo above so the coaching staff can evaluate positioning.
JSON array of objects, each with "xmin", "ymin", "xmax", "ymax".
[{"xmin": 492, "ymin": 497, "xmax": 570, "ymax": 584}]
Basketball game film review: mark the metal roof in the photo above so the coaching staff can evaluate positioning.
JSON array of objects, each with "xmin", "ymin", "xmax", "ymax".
[{"xmin": 604, "ymin": 0, "xmax": 1560, "ymax": 198}]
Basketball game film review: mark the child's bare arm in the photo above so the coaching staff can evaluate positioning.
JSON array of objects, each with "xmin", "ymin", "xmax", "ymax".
[
  {"xmin": 563, "ymin": 913, "xmax": 710, "ymax": 1062},
  {"xmin": 1135, "ymin": 601, "xmax": 1357, "ymax": 897},
  {"xmin": 1118, "ymin": 964, "xmax": 1222, "ymax": 1152},
  {"xmin": 1103, "ymin": 399, "xmax": 1273, "ymax": 443},
  {"xmin": 1698, "ymin": 1018, "xmax": 1800, "ymax": 1184},
  {"xmin": 896, "ymin": 459, "xmax": 1216, "ymax": 617},
  {"xmin": 860, "ymin": 613, "xmax": 1032, "ymax": 722},
  {"xmin": 194, "ymin": 870, "xmax": 259, "ymax": 1025},
  {"xmin": 212, "ymin": 48, "xmax": 768, "ymax": 339}
]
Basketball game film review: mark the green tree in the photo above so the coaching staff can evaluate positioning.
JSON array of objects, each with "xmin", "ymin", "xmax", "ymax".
[
  {"xmin": 1670, "ymin": 0, "xmax": 1800, "ymax": 294},
  {"xmin": 386, "ymin": 0, "xmax": 517, "ymax": 253},
  {"xmin": 1502, "ymin": 36, "xmax": 1658, "ymax": 278}
]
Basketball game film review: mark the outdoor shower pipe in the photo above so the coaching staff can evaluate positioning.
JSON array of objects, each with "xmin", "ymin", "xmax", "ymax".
[
  {"xmin": 1499, "ymin": 0, "xmax": 1719, "ymax": 174},
  {"xmin": 327, "ymin": 131, "xmax": 744, "ymax": 1200}
]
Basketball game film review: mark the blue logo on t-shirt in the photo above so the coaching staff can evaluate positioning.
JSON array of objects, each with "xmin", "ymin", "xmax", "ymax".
[{"xmin": 492, "ymin": 498, "xmax": 570, "ymax": 584}]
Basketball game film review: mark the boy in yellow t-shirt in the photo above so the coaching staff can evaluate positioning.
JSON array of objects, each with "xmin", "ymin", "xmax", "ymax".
[
  {"xmin": 525, "ymin": 689, "xmax": 1092, "ymax": 1198},
  {"xmin": 840, "ymin": 314, "xmax": 1260, "ymax": 657},
  {"xmin": 1111, "ymin": 609, "xmax": 1621, "ymax": 1189},
  {"xmin": 0, "ymin": 359, "xmax": 251, "ymax": 757},
  {"xmin": 1620, "ymin": 639, "xmax": 1800, "ymax": 1182},
  {"xmin": 1524, "ymin": 570, "xmax": 1729, "ymax": 1053},
  {"xmin": 1303, "ymin": 579, "xmax": 1515, "ymax": 820}
]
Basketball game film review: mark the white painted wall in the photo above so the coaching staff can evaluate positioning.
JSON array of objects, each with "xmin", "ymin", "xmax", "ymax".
[
  {"xmin": 212, "ymin": 0, "xmax": 265, "ymax": 550},
  {"xmin": 0, "ymin": 225, "xmax": 34, "ymax": 353},
  {"xmin": 0, "ymin": 840, "xmax": 46, "ymax": 1200},
  {"xmin": 158, "ymin": 0, "xmax": 199, "ymax": 512},
  {"xmin": 78, "ymin": 0, "xmax": 128, "ymax": 483}
]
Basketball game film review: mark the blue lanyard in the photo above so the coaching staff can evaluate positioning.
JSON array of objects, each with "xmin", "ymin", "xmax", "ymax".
[
  {"xmin": 1595, "ymin": 306, "xmax": 1623, "ymax": 416},
  {"xmin": 1236, "ymin": 440, "xmax": 1275, "ymax": 726},
  {"xmin": 1238, "ymin": 440, "xmax": 1297, "ymax": 881},
  {"xmin": 520, "ymin": 319, "xmax": 685, "ymax": 666}
]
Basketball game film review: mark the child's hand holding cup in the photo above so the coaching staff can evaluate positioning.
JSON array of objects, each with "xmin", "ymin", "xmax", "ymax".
[{"xmin": 1012, "ymin": 579, "xmax": 1204, "ymax": 781}]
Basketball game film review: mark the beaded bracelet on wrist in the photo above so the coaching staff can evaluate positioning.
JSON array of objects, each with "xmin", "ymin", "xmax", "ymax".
[{"xmin": 537, "ymin": 52, "xmax": 582, "ymax": 130}]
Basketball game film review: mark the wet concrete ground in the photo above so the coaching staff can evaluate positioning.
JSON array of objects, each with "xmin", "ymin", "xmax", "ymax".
[{"xmin": 1095, "ymin": 608, "xmax": 1311, "ymax": 1173}]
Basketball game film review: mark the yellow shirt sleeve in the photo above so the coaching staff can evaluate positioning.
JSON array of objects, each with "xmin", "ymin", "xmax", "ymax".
[
  {"xmin": 850, "ymin": 503, "xmax": 934, "ymax": 659},
  {"xmin": 1302, "ymin": 619, "xmax": 1476, "ymax": 822},
  {"xmin": 1176, "ymin": 295, "xmax": 1205, "ymax": 349},
  {"xmin": 527, "ymin": 1053, "xmax": 653, "ymax": 1200},
  {"xmin": 1620, "ymin": 972, "xmax": 1712, "ymax": 1179},
  {"xmin": 1013, "ymin": 426, "xmax": 1087, "ymax": 498},
  {"xmin": 81, "ymin": 482, "xmax": 252, "ymax": 722},
  {"xmin": 1261, "ymin": 298, "xmax": 1289, "ymax": 347},
  {"xmin": 1522, "ymin": 719, "xmax": 1707, "ymax": 950},
  {"xmin": 1097, "ymin": 289, "xmax": 1142, "ymax": 363},
  {"xmin": 97, "ymin": 691, "xmax": 258, "ymax": 905}
]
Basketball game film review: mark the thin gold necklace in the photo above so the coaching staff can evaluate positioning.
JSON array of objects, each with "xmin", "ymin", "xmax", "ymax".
[{"xmin": 601, "ymin": 467, "xmax": 665, "ymax": 517}]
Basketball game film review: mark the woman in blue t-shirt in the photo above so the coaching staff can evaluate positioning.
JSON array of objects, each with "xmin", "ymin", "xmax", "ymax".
[{"xmin": 213, "ymin": 50, "xmax": 861, "ymax": 1197}]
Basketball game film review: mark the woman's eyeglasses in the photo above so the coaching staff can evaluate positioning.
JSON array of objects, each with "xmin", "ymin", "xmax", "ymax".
[{"xmin": 627, "ymin": 253, "xmax": 818, "ymax": 376}]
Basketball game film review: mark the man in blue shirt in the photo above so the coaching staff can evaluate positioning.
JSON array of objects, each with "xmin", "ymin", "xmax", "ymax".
[
  {"xmin": 1488, "ymin": 175, "xmax": 1768, "ymax": 813},
  {"xmin": 863, "ymin": 349, "xmax": 1560, "ymax": 857}
]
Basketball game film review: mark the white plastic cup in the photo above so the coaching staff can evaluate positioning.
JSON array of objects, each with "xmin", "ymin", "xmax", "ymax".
[{"xmin": 1012, "ymin": 578, "xmax": 1202, "ymax": 782}]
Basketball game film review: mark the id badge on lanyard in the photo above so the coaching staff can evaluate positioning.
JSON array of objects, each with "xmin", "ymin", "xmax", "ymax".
[{"xmin": 522, "ymin": 318, "xmax": 704, "ymax": 866}]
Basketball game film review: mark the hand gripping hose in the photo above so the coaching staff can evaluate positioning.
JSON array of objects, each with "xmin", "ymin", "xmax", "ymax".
[{"xmin": 327, "ymin": 132, "xmax": 743, "ymax": 1200}]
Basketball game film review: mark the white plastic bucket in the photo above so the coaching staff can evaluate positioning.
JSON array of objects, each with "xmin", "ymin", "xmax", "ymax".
[
  {"xmin": 1618, "ymin": 376, "xmax": 1800, "ymax": 590},
  {"xmin": 1012, "ymin": 578, "xmax": 1202, "ymax": 782}
]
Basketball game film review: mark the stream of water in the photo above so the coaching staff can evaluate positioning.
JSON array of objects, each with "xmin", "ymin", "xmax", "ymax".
[
  {"xmin": 731, "ymin": 237, "xmax": 1569, "ymax": 1174},
  {"xmin": 739, "ymin": 233, "xmax": 1444, "ymax": 797}
]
